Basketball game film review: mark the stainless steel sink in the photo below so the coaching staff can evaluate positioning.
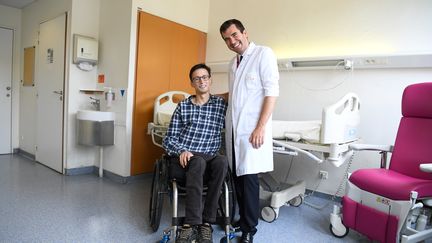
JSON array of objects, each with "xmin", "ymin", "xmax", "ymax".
[{"xmin": 77, "ymin": 110, "xmax": 115, "ymax": 146}]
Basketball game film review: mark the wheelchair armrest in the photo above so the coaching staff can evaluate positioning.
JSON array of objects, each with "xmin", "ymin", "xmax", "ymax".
[
  {"xmin": 420, "ymin": 163, "xmax": 432, "ymax": 173},
  {"xmin": 349, "ymin": 144, "xmax": 393, "ymax": 152}
]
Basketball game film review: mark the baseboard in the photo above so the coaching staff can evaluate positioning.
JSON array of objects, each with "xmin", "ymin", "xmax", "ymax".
[
  {"xmin": 13, "ymin": 150, "xmax": 153, "ymax": 184},
  {"xmin": 16, "ymin": 149, "xmax": 35, "ymax": 161},
  {"xmin": 65, "ymin": 166, "xmax": 95, "ymax": 176},
  {"xmin": 65, "ymin": 166, "xmax": 153, "ymax": 184},
  {"xmin": 100, "ymin": 168, "xmax": 129, "ymax": 184}
]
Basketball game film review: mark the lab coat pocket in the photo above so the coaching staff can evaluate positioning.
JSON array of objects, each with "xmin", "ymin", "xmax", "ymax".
[{"xmin": 245, "ymin": 73, "xmax": 261, "ymax": 90}]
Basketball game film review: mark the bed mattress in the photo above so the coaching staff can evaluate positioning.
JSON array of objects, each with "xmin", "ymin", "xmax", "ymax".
[{"xmin": 272, "ymin": 120, "xmax": 321, "ymax": 143}]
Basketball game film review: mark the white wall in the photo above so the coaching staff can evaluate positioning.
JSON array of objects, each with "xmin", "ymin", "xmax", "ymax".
[
  {"xmin": 207, "ymin": 0, "xmax": 432, "ymax": 194},
  {"xmin": 94, "ymin": 0, "xmax": 132, "ymax": 177},
  {"xmin": 66, "ymin": 0, "xmax": 101, "ymax": 171},
  {"xmin": 0, "ymin": 5, "xmax": 21, "ymax": 151},
  {"xmin": 207, "ymin": 0, "xmax": 432, "ymax": 62}
]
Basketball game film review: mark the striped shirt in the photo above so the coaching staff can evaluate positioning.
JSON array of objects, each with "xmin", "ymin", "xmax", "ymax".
[{"xmin": 163, "ymin": 95, "xmax": 227, "ymax": 156}]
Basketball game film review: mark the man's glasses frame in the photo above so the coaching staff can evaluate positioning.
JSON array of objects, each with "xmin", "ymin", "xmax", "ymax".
[{"xmin": 192, "ymin": 75, "xmax": 210, "ymax": 83}]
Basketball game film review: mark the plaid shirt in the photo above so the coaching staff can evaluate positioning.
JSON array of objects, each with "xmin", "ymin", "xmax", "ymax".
[{"xmin": 163, "ymin": 95, "xmax": 227, "ymax": 156}]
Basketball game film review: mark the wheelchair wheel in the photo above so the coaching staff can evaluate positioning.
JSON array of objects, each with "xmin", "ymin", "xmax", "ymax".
[{"xmin": 149, "ymin": 159, "xmax": 166, "ymax": 232}]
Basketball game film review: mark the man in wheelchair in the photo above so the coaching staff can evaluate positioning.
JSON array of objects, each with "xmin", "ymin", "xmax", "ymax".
[{"xmin": 163, "ymin": 63, "xmax": 228, "ymax": 243}]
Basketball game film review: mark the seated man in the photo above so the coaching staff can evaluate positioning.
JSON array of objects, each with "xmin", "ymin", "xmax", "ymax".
[{"xmin": 163, "ymin": 63, "xmax": 228, "ymax": 243}]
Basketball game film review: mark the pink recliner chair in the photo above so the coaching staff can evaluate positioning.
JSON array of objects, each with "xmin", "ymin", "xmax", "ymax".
[{"xmin": 329, "ymin": 82, "xmax": 432, "ymax": 243}]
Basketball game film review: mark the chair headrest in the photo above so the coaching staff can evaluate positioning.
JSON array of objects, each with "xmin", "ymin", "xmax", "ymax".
[{"xmin": 402, "ymin": 82, "xmax": 432, "ymax": 118}]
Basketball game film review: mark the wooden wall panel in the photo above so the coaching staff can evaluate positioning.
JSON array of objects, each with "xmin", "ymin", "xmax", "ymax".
[
  {"xmin": 23, "ymin": 46, "xmax": 35, "ymax": 86},
  {"xmin": 170, "ymin": 25, "xmax": 207, "ymax": 91},
  {"xmin": 131, "ymin": 11, "xmax": 207, "ymax": 175}
]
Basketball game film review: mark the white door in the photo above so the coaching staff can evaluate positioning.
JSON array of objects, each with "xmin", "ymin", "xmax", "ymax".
[
  {"xmin": 0, "ymin": 27, "xmax": 13, "ymax": 154},
  {"xmin": 35, "ymin": 13, "xmax": 66, "ymax": 173}
]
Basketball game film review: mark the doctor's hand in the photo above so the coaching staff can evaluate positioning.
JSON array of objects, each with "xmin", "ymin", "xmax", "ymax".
[
  {"xmin": 249, "ymin": 126, "xmax": 265, "ymax": 149},
  {"xmin": 179, "ymin": 151, "xmax": 194, "ymax": 168}
]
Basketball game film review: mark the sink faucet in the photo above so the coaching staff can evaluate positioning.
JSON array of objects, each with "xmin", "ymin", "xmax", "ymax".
[{"xmin": 89, "ymin": 97, "xmax": 101, "ymax": 111}]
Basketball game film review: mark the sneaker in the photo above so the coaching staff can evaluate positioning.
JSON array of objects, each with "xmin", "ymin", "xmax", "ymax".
[
  {"xmin": 176, "ymin": 225, "xmax": 197, "ymax": 243},
  {"xmin": 197, "ymin": 223, "xmax": 213, "ymax": 243}
]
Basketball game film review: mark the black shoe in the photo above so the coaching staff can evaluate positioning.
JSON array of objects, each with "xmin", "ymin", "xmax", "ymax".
[
  {"xmin": 197, "ymin": 223, "xmax": 213, "ymax": 243},
  {"xmin": 240, "ymin": 232, "xmax": 253, "ymax": 243},
  {"xmin": 176, "ymin": 225, "xmax": 197, "ymax": 243}
]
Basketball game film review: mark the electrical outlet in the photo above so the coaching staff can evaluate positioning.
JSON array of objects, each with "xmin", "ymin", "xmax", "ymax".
[{"xmin": 319, "ymin": 170, "xmax": 328, "ymax": 180}]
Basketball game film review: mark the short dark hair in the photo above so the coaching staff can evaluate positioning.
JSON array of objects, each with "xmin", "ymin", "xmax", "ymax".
[
  {"xmin": 189, "ymin": 63, "xmax": 211, "ymax": 82},
  {"xmin": 219, "ymin": 19, "xmax": 245, "ymax": 35}
]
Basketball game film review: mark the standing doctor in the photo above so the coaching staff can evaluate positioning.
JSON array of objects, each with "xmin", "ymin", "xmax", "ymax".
[{"xmin": 219, "ymin": 19, "xmax": 279, "ymax": 243}]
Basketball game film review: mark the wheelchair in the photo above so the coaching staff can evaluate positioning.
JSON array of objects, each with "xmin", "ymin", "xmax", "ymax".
[{"xmin": 149, "ymin": 155, "xmax": 237, "ymax": 243}]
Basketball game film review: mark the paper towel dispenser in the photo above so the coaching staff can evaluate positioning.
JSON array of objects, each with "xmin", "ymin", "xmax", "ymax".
[{"xmin": 73, "ymin": 34, "xmax": 98, "ymax": 64}]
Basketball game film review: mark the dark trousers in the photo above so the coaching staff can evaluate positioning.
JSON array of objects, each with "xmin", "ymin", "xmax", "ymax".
[
  {"xmin": 232, "ymin": 143, "xmax": 260, "ymax": 235},
  {"xmin": 169, "ymin": 153, "xmax": 228, "ymax": 225}
]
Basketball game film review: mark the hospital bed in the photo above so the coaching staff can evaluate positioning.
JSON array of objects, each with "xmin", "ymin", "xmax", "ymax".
[
  {"xmin": 147, "ymin": 91, "xmax": 190, "ymax": 147},
  {"xmin": 260, "ymin": 93, "xmax": 360, "ymax": 223}
]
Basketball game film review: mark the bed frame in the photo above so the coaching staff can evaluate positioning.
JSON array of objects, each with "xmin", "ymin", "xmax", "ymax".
[{"xmin": 260, "ymin": 93, "xmax": 361, "ymax": 223}]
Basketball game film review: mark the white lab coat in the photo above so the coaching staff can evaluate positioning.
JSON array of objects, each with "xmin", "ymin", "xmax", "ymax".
[{"xmin": 225, "ymin": 42, "xmax": 280, "ymax": 176}]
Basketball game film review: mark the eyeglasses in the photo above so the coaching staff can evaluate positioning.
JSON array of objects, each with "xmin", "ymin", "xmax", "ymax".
[{"xmin": 192, "ymin": 75, "xmax": 210, "ymax": 83}]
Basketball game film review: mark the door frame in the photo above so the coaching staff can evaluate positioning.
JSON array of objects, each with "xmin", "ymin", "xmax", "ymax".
[
  {"xmin": 35, "ymin": 13, "xmax": 68, "ymax": 173},
  {"xmin": 0, "ymin": 27, "xmax": 13, "ymax": 154}
]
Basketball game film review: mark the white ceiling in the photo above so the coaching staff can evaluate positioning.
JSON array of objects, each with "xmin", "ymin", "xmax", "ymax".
[{"xmin": 0, "ymin": 0, "xmax": 36, "ymax": 9}]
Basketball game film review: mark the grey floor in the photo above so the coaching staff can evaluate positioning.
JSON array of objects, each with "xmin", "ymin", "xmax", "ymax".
[{"xmin": 0, "ymin": 154, "xmax": 372, "ymax": 243}]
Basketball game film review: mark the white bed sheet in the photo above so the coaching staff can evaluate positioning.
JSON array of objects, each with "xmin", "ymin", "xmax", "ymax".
[{"xmin": 272, "ymin": 120, "xmax": 321, "ymax": 143}]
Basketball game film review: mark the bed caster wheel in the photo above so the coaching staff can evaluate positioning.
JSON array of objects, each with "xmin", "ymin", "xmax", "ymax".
[
  {"xmin": 329, "ymin": 223, "xmax": 349, "ymax": 238},
  {"xmin": 261, "ymin": 206, "xmax": 278, "ymax": 223},
  {"xmin": 288, "ymin": 195, "xmax": 303, "ymax": 207}
]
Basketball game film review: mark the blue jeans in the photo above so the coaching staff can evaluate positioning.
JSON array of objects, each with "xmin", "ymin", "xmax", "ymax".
[{"xmin": 169, "ymin": 153, "xmax": 228, "ymax": 225}]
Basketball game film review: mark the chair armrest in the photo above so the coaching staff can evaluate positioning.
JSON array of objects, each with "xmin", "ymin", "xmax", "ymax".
[
  {"xmin": 349, "ymin": 144, "xmax": 394, "ymax": 169},
  {"xmin": 420, "ymin": 163, "xmax": 432, "ymax": 173},
  {"xmin": 349, "ymin": 144, "xmax": 393, "ymax": 153}
]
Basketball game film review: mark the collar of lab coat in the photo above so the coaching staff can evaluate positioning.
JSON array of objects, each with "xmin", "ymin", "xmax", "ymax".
[
  {"xmin": 241, "ymin": 42, "xmax": 255, "ymax": 62},
  {"xmin": 231, "ymin": 42, "xmax": 256, "ymax": 73}
]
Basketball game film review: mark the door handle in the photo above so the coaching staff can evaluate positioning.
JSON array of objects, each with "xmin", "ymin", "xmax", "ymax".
[{"xmin": 53, "ymin": 90, "xmax": 63, "ymax": 95}]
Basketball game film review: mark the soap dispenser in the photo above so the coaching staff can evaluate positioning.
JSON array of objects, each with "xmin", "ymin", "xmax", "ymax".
[{"xmin": 105, "ymin": 87, "xmax": 115, "ymax": 108}]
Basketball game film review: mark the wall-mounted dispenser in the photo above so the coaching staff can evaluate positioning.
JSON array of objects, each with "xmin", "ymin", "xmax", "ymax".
[
  {"xmin": 105, "ymin": 87, "xmax": 115, "ymax": 108},
  {"xmin": 73, "ymin": 34, "xmax": 98, "ymax": 71}
]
